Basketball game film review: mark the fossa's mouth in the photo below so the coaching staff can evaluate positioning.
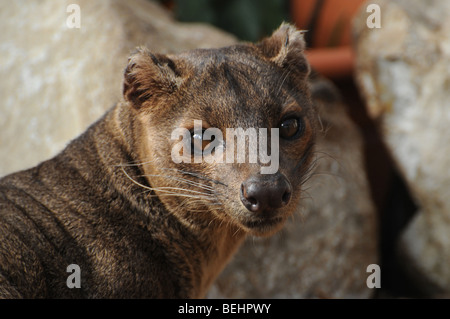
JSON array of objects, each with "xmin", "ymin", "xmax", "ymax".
[
  {"xmin": 244, "ymin": 216, "xmax": 283, "ymax": 229},
  {"xmin": 241, "ymin": 214, "xmax": 286, "ymax": 235}
]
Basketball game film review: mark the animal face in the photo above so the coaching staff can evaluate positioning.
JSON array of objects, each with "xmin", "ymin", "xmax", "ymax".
[{"xmin": 123, "ymin": 24, "xmax": 316, "ymax": 236}]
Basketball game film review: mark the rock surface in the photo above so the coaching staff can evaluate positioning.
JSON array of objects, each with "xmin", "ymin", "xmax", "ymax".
[
  {"xmin": 0, "ymin": 0, "xmax": 236, "ymax": 177},
  {"xmin": 353, "ymin": 0, "xmax": 450, "ymax": 293},
  {"xmin": 0, "ymin": 0, "xmax": 378, "ymax": 298},
  {"xmin": 208, "ymin": 76, "xmax": 378, "ymax": 299}
]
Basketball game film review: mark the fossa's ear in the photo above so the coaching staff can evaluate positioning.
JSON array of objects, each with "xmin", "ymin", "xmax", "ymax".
[
  {"xmin": 123, "ymin": 47, "xmax": 182, "ymax": 110},
  {"xmin": 257, "ymin": 22, "xmax": 310, "ymax": 81}
]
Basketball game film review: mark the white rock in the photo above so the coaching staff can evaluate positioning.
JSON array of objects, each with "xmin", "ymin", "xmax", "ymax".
[{"xmin": 354, "ymin": 0, "xmax": 450, "ymax": 293}]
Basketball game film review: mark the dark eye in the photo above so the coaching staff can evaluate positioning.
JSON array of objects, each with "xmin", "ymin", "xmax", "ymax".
[
  {"xmin": 279, "ymin": 117, "xmax": 303, "ymax": 139},
  {"xmin": 191, "ymin": 129, "xmax": 212, "ymax": 155}
]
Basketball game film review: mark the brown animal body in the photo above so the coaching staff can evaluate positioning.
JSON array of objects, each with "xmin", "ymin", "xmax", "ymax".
[{"xmin": 0, "ymin": 23, "xmax": 316, "ymax": 298}]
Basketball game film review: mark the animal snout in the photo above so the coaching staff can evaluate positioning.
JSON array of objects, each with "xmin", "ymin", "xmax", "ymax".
[{"xmin": 240, "ymin": 173, "xmax": 292, "ymax": 213}]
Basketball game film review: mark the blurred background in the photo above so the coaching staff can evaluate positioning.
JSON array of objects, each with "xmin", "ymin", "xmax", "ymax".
[{"xmin": 1, "ymin": 0, "xmax": 449, "ymax": 298}]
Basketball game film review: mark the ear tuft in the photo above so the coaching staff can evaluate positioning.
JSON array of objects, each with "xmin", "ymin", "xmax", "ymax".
[
  {"xmin": 123, "ymin": 47, "xmax": 181, "ymax": 110},
  {"xmin": 258, "ymin": 23, "xmax": 310, "ymax": 80}
]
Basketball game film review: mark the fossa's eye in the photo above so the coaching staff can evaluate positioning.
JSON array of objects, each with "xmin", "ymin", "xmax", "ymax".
[
  {"xmin": 191, "ymin": 129, "xmax": 212, "ymax": 155},
  {"xmin": 279, "ymin": 117, "xmax": 304, "ymax": 140}
]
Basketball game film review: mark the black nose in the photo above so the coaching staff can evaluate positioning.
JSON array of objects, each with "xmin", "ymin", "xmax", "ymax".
[{"xmin": 240, "ymin": 174, "xmax": 292, "ymax": 213}]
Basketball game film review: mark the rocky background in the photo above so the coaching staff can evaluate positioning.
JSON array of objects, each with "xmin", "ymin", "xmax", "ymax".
[
  {"xmin": 2, "ymin": 0, "xmax": 447, "ymax": 298},
  {"xmin": 354, "ymin": 0, "xmax": 450, "ymax": 295}
]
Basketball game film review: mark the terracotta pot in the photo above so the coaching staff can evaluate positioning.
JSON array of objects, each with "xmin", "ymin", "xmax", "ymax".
[
  {"xmin": 306, "ymin": 46, "xmax": 354, "ymax": 79},
  {"xmin": 291, "ymin": 0, "xmax": 365, "ymax": 78}
]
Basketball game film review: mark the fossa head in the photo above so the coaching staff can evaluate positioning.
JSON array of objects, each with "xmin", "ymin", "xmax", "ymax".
[{"xmin": 122, "ymin": 23, "xmax": 316, "ymax": 236}]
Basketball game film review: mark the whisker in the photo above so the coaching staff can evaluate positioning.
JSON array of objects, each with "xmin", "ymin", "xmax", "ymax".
[
  {"xmin": 142, "ymin": 173, "xmax": 216, "ymax": 192},
  {"xmin": 276, "ymin": 67, "xmax": 293, "ymax": 97},
  {"xmin": 114, "ymin": 158, "xmax": 157, "ymax": 168},
  {"xmin": 121, "ymin": 166, "xmax": 153, "ymax": 191},
  {"xmin": 121, "ymin": 166, "xmax": 215, "ymax": 199},
  {"xmin": 149, "ymin": 186, "xmax": 212, "ymax": 196},
  {"xmin": 232, "ymin": 227, "xmax": 242, "ymax": 238},
  {"xmin": 159, "ymin": 168, "xmax": 228, "ymax": 187},
  {"xmin": 138, "ymin": 189, "xmax": 213, "ymax": 200},
  {"xmin": 119, "ymin": 160, "xmax": 231, "ymax": 214}
]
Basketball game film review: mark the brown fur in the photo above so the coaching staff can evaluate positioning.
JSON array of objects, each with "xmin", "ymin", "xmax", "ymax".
[{"xmin": 0, "ymin": 23, "xmax": 316, "ymax": 298}]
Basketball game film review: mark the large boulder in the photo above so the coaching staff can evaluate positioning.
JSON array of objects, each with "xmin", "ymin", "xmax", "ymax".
[
  {"xmin": 353, "ymin": 0, "xmax": 450, "ymax": 294},
  {"xmin": 0, "ymin": 0, "xmax": 236, "ymax": 177},
  {"xmin": 208, "ymin": 75, "xmax": 378, "ymax": 299}
]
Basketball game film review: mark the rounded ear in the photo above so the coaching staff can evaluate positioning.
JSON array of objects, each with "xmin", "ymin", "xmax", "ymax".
[
  {"xmin": 123, "ymin": 47, "xmax": 182, "ymax": 110},
  {"xmin": 257, "ymin": 23, "xmax": 310, "ymax": 81}
]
